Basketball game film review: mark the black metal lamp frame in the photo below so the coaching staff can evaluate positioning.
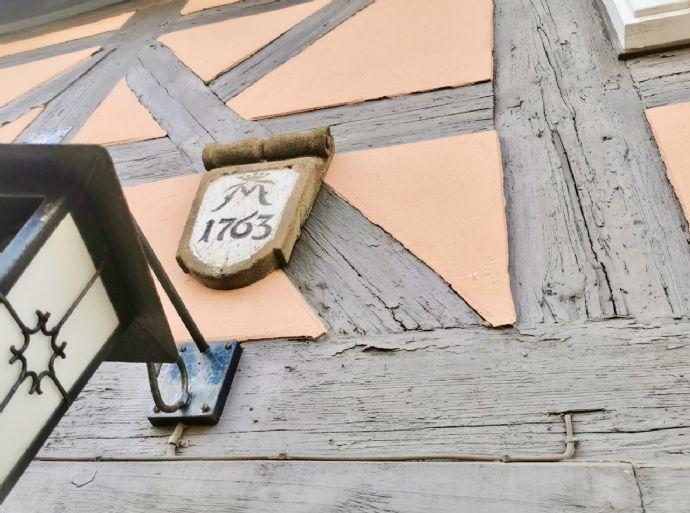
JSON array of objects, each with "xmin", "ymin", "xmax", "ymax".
[{"xmin": 0, "ymin": 145, "xmax": 241, "ymax": 503}]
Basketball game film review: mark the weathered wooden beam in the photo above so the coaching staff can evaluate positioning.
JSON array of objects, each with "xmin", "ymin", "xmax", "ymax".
[
  {"xmin": 627, "ymin": 47, "xmax": 690, "ymax": 108},
  {"xmin": 0, "ymin": 49, "xmax": 108, "ymax": 126},
  {"xmin": 126, "ymin": 61, "xmax": 213, "ymax": 172},
  {"xmin": 0, "ymin": 0, "xmax": 153, "ymax": 67},
  {"xmin": 263, "ymin": 81, "xmax": 494, "ymax": 153},
  {"xmin": 0, "ymin": 460, "xmax": 645, "ymax": 512},
  {"xmin": 107, "ymin": 137, "xmax": 192, "ymax": 185},
  {"xmin": 171, "ymin": 0, "xmax": 311, "ymax": 31},
  {"xmin": 98, "ymin": 81, "xmax": 493, "ymax": 173},
  {"xmin": 129, "ymin": 42, "xmax": 269, "ymax": 170},
  {"xmin": 211, "ymin": 0, "xmax": 374, "ymax": 101},
  {"xmin": 0, "ymin": 33, "xmax": 110, "ymax": 68},
  {"xmin": 15, "ymin": 1, "xmax": 186, "ymax": 144},
  {"xmin": 37, "ymin": 318, "xmax": 690, "ymax": 465},
  {"xmin": 495, "ymin": 0, "xmax": 690, "ymax": 325},
  {"xmin": 285, "ymin": 187, "xmax": 481, "ymax": 334},
  {"xmin": 636, "ymin": 465, "xmax": 690, "ymax": 513}
]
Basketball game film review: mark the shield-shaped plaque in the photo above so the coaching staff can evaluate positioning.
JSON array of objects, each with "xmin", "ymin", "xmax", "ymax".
[{"xmin": 177, "ymin": 127, "xmax": 334, "ymax": 289}]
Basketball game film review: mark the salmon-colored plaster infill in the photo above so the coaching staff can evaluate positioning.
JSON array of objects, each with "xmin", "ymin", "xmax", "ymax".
[
  {"xmin": 647, "ymin": 102, "xmax": 690, "ymax": 224},
  {"xmin": 0, "ymin": 11, "xmax": 133, "ymax": 58},
  {"xmin": 71, "ymin": 79, "xmax": 166, "ymax": 146},
  {"xmin": 0, "ymin": 107, "xmax": 43, "ymax": 143},
  {"xmin": 0, "ymin": 47, "xmax": 100, "ymax": 108},
  {"xmin": 125, "ymin": 173, "xmax": 326, "ymax": 343},
  {"xmin": 229, "ymin": 0, "xmax": 494, "ymax": 120},
  {"xmin": 180, "ymin": 0, "xmax": 241, "ymax": 15},
  {"xmin": 159, "ymin": 0, "xmax": 329, "ymax": 83},
  {"xmin": 325, "ymin": 130, "xmax": 515, "ymax": 327}
]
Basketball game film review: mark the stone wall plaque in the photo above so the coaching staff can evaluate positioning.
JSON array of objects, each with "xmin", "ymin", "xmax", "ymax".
[{"xmin": 176, "ymin": 127, "xmax": 334, "ymax": 289}]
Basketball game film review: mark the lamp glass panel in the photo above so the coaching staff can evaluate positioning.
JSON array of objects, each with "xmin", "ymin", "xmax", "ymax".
[{"xmin": 0, "ymin": 214, "xmax": 118, "ymax": 486}]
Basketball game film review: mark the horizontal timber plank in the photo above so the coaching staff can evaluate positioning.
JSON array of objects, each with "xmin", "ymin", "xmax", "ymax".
[
  {"xmin": 262, "ymin": 82, "xmax": 494, "ymax": 153},
  {"xmin": 636, "ymin": 465, "xmax": 690, "ymax": 513},
  {"xmin": 108, "ymin": 137, "xmax": 192, "ymax": 185},
  {"xmin": 627, "ymin": 47, "xmax": 690, "ymax": 108},
  {"xmin": 38, "ymin": 318, "xmax": 690, "ymax": 465},
  {"xmin": 0, "ymin": 461, "xmax": 643, "ymax": 513}
]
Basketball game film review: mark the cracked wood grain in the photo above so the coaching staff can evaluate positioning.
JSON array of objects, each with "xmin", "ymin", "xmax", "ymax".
[
  {"xmin": 632, "ymin": 465, "xmax": 648, "ymax": 513},
  {"xmin": 37, "ymin": 318, "xmax": 690, "ymax": 465},
  {"xmin": 0, "ymin": 49, "xmax": 108, "ymax": 126},
  {"xmin": 495, "ymin": 0, "xmax": 690, "ymax": 325},
  {"xmin": 263, "ymin": 81, "xmax": 494, "ymax": 152},
  {"xmin": 635, "ymin": 466, "xmax": 690, "ymax": 513},
  {"xmin": 627, "ymin": 47, "xmax": 690, "ymax": 108},
  {"xmin": 211, "ymin": 0, "xmax": 374, "ymax": 101},
  {"xmin": 0, "ymin": 461, "xmax": 644, "ymax": 513},
  {"xmin": 285, "ymin": 187, "xmax": 481, "ymax": 335},
  {"xmin": 108, "ymin": 137, "xmax": 192, "ymax": 185}
]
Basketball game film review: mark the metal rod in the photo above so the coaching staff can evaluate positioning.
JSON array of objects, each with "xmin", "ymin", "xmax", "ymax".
[
  {"xmin": 135, "ymin": 224, "xmax": 210, "ymax": 354},
  {"xmin": 146, "ymin": 357, "xmax": 190, "ymax": 414},
  {"xmin": 35, "ymin": 415, "xmax": 579, "ymax": 464}
]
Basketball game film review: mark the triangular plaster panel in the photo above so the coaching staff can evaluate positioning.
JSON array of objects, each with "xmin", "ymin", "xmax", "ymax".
[
  {"xmin": 0, "ymin": 107, "xmax": 43, "ymax": 143},
  {"xmin": 324, "ymin": 131, "xmax": 516, "ymax": 327},
  {"xmin": 181, "ymin": 0, "xmax": 242, "ymax": 15},
  {"xmin": 0, "ymin": 47, "xmax": 100, "ymax": 108},
  {"xmin": 125, "ymin": 174, "xmax": 327, "ymax": 342},
  {"xmin": 229, "ymin": 0, "xmax": 494, "ymax": 119},
  {"xmin": 71, "ymin": 79, "xmax": 166, "ymax": 146},
  {"xmin": 159, "ymin": 0, "xmax": 329, "ymax": 83},
  {"xmin": 0, "ymin": 11, "xmax": 133, "ymax": 58},
  {"xmin": 647, "ymin": 101, "xmax": 690, "ymax": 223}
]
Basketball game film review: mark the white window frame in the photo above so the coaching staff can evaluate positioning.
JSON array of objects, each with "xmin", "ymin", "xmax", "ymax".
[{"xmin": 600, "ymin": 0, "xmax": 690, "ymax": 54}]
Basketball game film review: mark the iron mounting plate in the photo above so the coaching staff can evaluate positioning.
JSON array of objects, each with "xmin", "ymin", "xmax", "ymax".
[{"xmin": 148, "ymin": 341, "xmax": 242, "ymax": 426}]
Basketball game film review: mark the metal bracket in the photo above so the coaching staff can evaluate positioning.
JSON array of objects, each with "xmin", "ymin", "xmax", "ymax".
[
  {"xmin": 148, "ymin": 340, "xmax": 242, "ymax": 426},
  {"xmin": 135, "ymin": 224, "xmax": 242, "ymax": 427}
]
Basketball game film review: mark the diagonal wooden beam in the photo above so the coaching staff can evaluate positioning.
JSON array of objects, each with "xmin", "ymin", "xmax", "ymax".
[{"xmin": 211, "ymin": 0, "xmax": 374, "ymax": 101}]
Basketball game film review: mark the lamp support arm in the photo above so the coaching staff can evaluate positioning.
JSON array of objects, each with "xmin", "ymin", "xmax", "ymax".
[{"xmin": 135, "ymin": 223, "xmax": 210, "ymax": 354}]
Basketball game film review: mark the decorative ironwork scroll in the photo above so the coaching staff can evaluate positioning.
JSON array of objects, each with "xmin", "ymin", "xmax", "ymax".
[{"xmin": 0, "ymin": 267, "xmax": 101, "ymax": 413}]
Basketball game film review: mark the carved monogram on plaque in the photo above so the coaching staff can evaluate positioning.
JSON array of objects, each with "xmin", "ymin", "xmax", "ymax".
[{"xmin": 190, "ymin": 169, "xmax": 298, "ymax": 269}]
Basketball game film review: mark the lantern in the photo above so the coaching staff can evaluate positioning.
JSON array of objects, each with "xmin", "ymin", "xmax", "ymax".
[{"xmin": 0, "ymin": 144, "xmax": 240, "ymax": 503}]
